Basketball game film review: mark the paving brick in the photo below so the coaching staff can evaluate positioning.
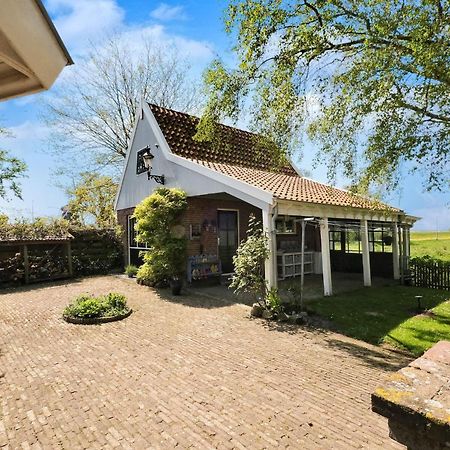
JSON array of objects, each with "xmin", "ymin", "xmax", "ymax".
[{"xmin": 0, "ymin": 275, "xmax": 410, "ymax": 449}]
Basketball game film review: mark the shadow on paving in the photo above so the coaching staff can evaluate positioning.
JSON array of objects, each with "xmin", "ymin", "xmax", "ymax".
[
  {"xmin": 155, "ymin": 285, "xmax": 252, "ymax": 309},
  {"xmin": 0, "ymin": 276, "xmax": 84, "ymax": 295},
  {"xmin": 325, "ymin": 337, "xmax": 412, "ymax": 371}
]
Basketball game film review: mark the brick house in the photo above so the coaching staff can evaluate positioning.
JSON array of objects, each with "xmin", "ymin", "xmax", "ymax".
[{"xmin": 115, "ymin": 101, "xmax": 417, "ymax": 295}]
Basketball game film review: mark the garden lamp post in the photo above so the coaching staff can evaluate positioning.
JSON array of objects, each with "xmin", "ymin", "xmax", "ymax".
[{"xmin": 415, "ymin": 295, "xmax": 423, "ymax": 312}]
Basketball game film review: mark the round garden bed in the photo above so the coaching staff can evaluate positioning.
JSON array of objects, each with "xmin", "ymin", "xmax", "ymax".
[
  {"xmin": 62, "ymin": 292, "xmax": 132, "ymax": 325},
  {"xmin": 63, "ymin": 308, "xmax": 132, "ymax": 325}
]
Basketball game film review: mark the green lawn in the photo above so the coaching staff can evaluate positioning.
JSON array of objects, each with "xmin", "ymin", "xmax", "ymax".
[
  {"xmin": 306, "ymin": 286, "xmax": 450, "ymax": 356},
  {"xmin": 410, "ymin": 231, "xmax": 450, "ymax": 261}
]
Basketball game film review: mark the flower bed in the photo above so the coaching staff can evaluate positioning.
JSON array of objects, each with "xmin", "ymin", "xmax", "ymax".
[{"xmin": 63, "ymin": 292, "xmax": 131, "ymax": 325}]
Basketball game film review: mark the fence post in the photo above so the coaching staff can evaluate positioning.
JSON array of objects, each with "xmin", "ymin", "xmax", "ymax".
[
  {"xmin": 23, "ymin": 244, "xmax": 29, "ymax": 284},
  {"xmin": 67, "ymin": 241, "xmax": 73, "ymax": 277}
]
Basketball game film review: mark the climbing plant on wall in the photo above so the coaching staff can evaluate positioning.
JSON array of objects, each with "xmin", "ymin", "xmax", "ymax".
[{"xmin": 134, "ymin": 188, "xmax": 188, "ymax": 286}]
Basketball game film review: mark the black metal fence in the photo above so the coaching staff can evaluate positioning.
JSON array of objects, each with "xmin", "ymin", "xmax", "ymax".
[{"xmin": 410, "ymin": 258, "xmax": 450, "ymax": 291}]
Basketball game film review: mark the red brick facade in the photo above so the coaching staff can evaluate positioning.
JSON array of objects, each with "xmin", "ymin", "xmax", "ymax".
[
  {"xmin": 183, "ymin": 196, "xmax": 262, "ymax": 257},
  {"xmin": 116, "ymin": 196, "xmax": 262, "ymax": 267}
]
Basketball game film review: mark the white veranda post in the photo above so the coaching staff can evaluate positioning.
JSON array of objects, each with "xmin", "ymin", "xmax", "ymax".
[
  {"xmin": 360, "ymin": 219, "xmax": 372, "ymax": 287},
  {"xmin": 262, "ymin": 207, "xmax": 277, "ymax": 290},
  {"xmin": 319, "ymin": 218, "xmax": 332, "ymax": 296},
  {"xmin": 392, "ymin": 222, "xmax": 400, "ymax": 280}
]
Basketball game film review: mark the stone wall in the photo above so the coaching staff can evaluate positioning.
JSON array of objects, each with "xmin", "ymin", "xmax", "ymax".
[{"xmin": 372, "ymin": 341, "xmax": 450, "ymax": 449}]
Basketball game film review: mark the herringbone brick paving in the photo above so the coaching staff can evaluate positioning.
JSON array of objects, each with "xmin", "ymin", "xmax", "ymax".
[{"xmin": 0, "ymin": 276, "xmax": 408, "ymax": 449}]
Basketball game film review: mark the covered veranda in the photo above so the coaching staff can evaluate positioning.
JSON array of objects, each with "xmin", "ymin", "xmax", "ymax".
[{"xmin": 262, "ymin": 199, "xmax": 418, "ymax": 296}]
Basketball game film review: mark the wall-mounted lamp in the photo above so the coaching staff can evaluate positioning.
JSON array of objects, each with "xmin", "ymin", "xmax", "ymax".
[{"xmin": 141, "ymin": 146, "xmax": 165, "ymax": 184}]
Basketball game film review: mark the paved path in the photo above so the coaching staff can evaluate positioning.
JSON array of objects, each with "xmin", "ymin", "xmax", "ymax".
[{"xmin": 0, "ymin": 276, "xmax": 409, "ymax": 449}]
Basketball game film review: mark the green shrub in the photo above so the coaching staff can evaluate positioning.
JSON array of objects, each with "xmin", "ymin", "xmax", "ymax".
[
  {"xmin": 266, "ymin": 287, "xmax": 282, "ymax": 313},
  {"xmin": 102, "ymin": 292, "xmax": 127, "ymax": 310},
  {"xmin": 125, "ymin": 264, "xmax": 138, "ymax": 277},
  {"xmin": 63, "ymin": 292, "xmax": 129, "ymax": 319},
  {"xmin": 134, "ymin": 188, "xmax": 188, "ymax": 286},
  {"xmin": 230, "ymin": 215, "xmax": 269, "ymax": 306},
  {"xmin": 63, "ymin": 295, "xmax": 105, "ymax": 318}
]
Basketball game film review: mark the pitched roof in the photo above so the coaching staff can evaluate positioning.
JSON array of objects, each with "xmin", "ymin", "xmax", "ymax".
[
  {"xmin": 149, "ymin": 104, "xmax": 297, "ymax": 175},
  {"xmin": 150, "ymin": 104, "xmax": 401, "ymax": 213},
  {"xmin": 188, "ymin": 160, "xmax": 401, "ymax": 212}
]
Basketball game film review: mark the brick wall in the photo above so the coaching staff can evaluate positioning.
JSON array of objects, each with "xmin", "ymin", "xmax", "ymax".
[
  {"xmin": 183, "ymin": 197, "xmax": 262, "ymax": 257},
  {"xmin": 116, "ymin": 197, "xmax": 262, "ymax": 265}
]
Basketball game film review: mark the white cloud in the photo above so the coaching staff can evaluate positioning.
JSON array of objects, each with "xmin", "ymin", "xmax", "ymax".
[
  {"xmin": 150, "ymin": 3, "xmax": 186, "ymax": 21},
  {"xmin": 137, "ymin": 25, "xmax": 213, "ymax": 61},
  {"xmin": 45, "ymin": 0, "xmax": 125, "ymax": 53}
]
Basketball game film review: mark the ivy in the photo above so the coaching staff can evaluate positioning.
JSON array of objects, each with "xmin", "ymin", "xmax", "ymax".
[{"xmin": 134, "ymin": 188, "xmax": 188, "ymax": 286}]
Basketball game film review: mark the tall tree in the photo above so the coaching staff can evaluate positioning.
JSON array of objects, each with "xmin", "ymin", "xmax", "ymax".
[
  {"xmin": 45, "ymin": 35, "xmax": 202, "ymax": 176},
  {"xmin": 0, "ymin": 127, "xmax": 26, "ymax": 200},
  {"xmin": 65, "ymin": 173, "xmax": 117, "ymax": 228},
  {"xmin": 197, "ymin": 0, "xmax": 450, "ymax": 192}
]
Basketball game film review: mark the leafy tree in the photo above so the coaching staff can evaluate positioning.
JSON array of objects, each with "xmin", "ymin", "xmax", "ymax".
[
  {"xmin": 198, "ymin": 0, "xmax": 450, "ymax": 192},
  {"xmin": 45, "ymin": 35, "xmax": 202, "ymax": 176},
  {"xmin": 66, "ymin": 173, "xmax": 117, "ymax": 228},
  {"xmin": 134, "ymin": 188, "xmax": 188, "ymax": 286},
  {"xmin": 0, "ymin": 214, "xmax": 8, "ymax": 227},
  {"xmin": 0, "ymin": 127, "xmax": 26, "ymax": 199}
]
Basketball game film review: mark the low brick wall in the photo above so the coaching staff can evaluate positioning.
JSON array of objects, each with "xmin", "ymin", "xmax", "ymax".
[{"xmin": 372, "ymin": 341, "xmax": 450, "ymax": 449}]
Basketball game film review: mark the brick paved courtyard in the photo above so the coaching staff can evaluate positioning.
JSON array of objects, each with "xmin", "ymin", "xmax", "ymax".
[{"xmin": 0, "ymin": 276, "xmax": 409, "ymax": 449}]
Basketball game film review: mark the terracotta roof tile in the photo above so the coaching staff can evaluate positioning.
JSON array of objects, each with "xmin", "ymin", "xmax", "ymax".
[
  {"xmin": 188, "ymin": 159, "xmax": 401, "ymax": 212},
  {"xmin": 149, "ymin": 104, "xmax": 297, "ymax": 175},
  {"xmin": 149, "ymin": 104, "xmax": 400, "ymax": 213}
]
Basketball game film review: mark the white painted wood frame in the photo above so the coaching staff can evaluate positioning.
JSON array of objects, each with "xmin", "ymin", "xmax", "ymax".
[
  {"xmin": 360, "ymin": 219, "xmax": 372, "ymax": 287},
  {"xmin": 319, "ymin": 218, "xmax": 333, "ymax": 296},
  {"xmin": 392, "ymin": 222, "xmax": 400, "ymax": 280}
]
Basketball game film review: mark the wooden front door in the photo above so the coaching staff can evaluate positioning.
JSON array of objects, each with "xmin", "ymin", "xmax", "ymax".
[{"xmin": 218, "ymin": 210, "xmax": 238, "ymax": 273}]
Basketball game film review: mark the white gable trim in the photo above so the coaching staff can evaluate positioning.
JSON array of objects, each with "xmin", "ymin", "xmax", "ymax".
[
  {"xmin": 115, "ymin": 101, "xmax": 274, "ymax": 211},
  {"xmin": 143, "ymin": 102, "xmax": 273, "ymax": 206},
  {"xmin": 114, "ymin": 98, "xmax": 145, "ymax": 210}
]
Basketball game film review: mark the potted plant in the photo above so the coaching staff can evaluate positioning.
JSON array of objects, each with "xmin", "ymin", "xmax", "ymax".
[
  {"xmin": 170, "ymin": 275, "xmax": 182, "ymax": 295},
  {"xmin": 125, "ymin": 264, "xmax": 138, "ymax": 278}
]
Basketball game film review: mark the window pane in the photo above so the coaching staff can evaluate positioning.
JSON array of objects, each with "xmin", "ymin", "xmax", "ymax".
[
  {"xmin": 285, "ymin": 219, "xmax": 294, "ymax": 233},
  {"xmin": 346, "ymin": 230, "xmax": 361, "ymax": 253}
]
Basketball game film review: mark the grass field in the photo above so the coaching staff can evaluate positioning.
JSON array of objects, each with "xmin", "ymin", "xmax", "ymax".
[
  {"xmin": 306, "ymin": 286, "xmax": 450, "ymax": 356},
  {"xmin": 410, "ymin": 231, "xmax": 450, "ymax": 261}
]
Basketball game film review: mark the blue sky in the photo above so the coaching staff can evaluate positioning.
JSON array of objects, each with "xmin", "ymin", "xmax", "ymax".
[{"xmin": 0, "ymin": 0, "xmax": 448, "ymax": 230}]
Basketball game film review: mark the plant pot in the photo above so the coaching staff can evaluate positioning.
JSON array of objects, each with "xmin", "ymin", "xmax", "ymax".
[{"xmin": 170, "ymin": 278, "xmax": 182, "ymax": 295}]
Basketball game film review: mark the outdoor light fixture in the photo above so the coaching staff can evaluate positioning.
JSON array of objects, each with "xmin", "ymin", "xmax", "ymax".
[{"xmin": 141, "ymin": 146, "xmax": 165, "ymax": 184}]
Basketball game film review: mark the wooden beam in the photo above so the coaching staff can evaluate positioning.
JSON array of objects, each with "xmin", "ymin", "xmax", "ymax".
[
  {"xmin": 360, "ymin": 219, "xmax": 371, "ymax": 287},
  {"xmin": 262, "ymin": 207, "xmax": 276, "ymax": 290},
  {"xmin": 319, "ymin": 218, "xmax": 332, "ymax": 296},
  {"xmin": 67, "ymin": 241, "xmax": 73, "ymax": 277},
  {"xmin": 392, "ymin": 223, "xmax": 400, "ymax": 280},
  {"xmin": 23, "ymin": 244, "xmax": 29, "ymax": 284}
]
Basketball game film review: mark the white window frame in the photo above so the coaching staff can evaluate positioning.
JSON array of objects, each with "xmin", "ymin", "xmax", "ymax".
[
  {"xmin": 275, "ymin": 215, "xmax": 297, "ymax": 235},
  {"xmin": 127, "ymin": 214, "xmax": 149, "ymax": 250}
]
